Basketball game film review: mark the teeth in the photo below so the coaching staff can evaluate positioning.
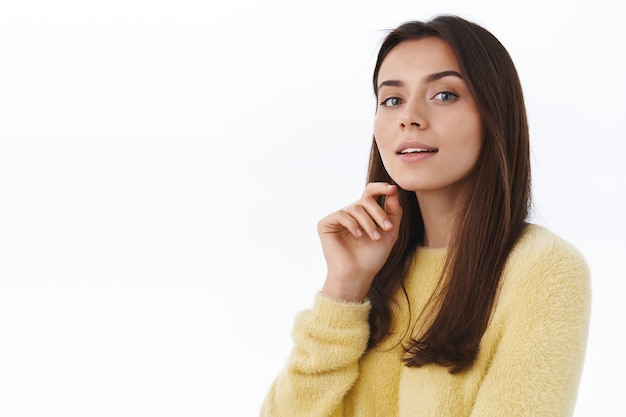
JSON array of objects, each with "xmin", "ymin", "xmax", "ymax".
[{"xmin": 400, "ymin": 148, "xmax": 432, "ymax": 154}]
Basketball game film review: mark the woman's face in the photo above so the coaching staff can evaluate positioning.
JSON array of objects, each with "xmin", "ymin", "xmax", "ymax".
[{"xmin": 374, "ymin": 37, "xmax": 483, "ymax": 197}]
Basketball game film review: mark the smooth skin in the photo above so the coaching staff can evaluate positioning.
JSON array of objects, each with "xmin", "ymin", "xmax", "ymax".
[
  {"xmin": 319, "ymin": 37, "xmax": 483, "ymax": 302},
  {"xmin": 319, "ymin": 182, "xmax": 402, "ymax": 302}
]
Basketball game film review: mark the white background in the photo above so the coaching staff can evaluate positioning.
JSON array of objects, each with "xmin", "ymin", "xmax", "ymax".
[{"xmin": 1, "ymin": 0, "xmax": 624, "ymax": 416}]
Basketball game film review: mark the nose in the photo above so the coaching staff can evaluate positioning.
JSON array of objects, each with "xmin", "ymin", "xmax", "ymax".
[
  {"xmin": 401, "ymin": 120, "xmax": 422, "ymax": 129},
  {"xmin": 399, "ymin": 100, "xmax": 426, "ymax": 129}
]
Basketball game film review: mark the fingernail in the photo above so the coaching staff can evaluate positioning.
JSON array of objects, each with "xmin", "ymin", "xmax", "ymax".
[
  {"xmin": 373, "ymin": 230, "xmax": 381, "ymax": 240},
  {"xmin": 356, "ymin": 228, "xmax": 363, "ymax": 237},
  {"xmin": 383, "ymin": 220, "xmax": 393, "ymax": 229}
]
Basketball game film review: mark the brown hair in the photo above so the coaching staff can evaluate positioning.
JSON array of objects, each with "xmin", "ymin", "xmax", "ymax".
[{"xmin": 366, "ymin": 15, "xmax": 531, "ymax": 373}]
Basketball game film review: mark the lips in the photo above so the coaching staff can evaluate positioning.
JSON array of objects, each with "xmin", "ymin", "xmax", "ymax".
[
  {"xmin": 396, "ymin": 141, "xmax": 438, "ymax": 155},
  {"xmin": 398, "ymin": 147, "xmax": 437, "ymax": 155}
]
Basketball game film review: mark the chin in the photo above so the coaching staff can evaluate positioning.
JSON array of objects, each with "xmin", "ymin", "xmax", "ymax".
[
  {"xmin": 383, "ymin": 170, "xmax": 420, "ymax": 190},
  {"xmin": 390, "ymin": 178, "xmax": 426, "ymax": 192}
]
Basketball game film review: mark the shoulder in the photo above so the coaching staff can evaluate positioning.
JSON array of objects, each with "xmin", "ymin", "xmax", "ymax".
[
  {"xmin": 500, "ymin": 224, "xmax": 590, "ymax": 304},
  {"xmin": 507, "ymin": 224, "xmax": 588, "ymax": 277}
]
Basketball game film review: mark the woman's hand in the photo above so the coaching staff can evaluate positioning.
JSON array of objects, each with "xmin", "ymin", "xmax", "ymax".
[{"xmin": 317, "ymin": 182, "xmax": 402, "ymax": 302}]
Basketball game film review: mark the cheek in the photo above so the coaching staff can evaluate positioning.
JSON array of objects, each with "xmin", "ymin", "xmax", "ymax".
[
  {"xmin": 468, "ymin": 119, "xmax": 484, "ymax": 157},
  {"xmin": 465, "ymin": 109, "xmax": 483, "ymax": 147},
  {"xmin": 373, "ymin": 116, "xmax": 391, "ymax": 148},
  {"xmin": 462, "ymin": 124, "xmax": 484, "ymax": 170},
  {"xmin": 373, "ymin": 115, "xmax": 382, "ymax": 138},
  {"xmin": 450, "ymin": 114, "xmax": 482, "ymax": 152}
]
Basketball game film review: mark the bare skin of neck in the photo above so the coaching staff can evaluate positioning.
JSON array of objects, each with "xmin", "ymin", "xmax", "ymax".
[{"xmin": 416, "ymin": 188, "xmax": 465, "ymax": 248}]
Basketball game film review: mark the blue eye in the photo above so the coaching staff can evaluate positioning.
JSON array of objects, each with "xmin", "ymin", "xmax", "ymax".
[
  {"xmin": 380, "ymin": 97, "xmax": 403, "ymax": 107},
  {"xmin": 433, "ymin": 91, "xmax": 458, "ymax": 102}
]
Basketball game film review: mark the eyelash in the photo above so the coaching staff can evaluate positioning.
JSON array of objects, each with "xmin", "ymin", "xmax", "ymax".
[
  {"xmin": 433, "ymin": 91, "xmax": 458, "ymax": 101},
  {"xmin": 379, "ymin": 91, "xmax": 459, "ymax": 107},
  {"xmin": 379, "ymin": 97, "xmax": 402, "ymax": 107}
]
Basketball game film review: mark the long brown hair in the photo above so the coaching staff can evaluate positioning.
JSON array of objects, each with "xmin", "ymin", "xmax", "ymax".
[{"xmin": 366, "ymin": 15, "xmax": 531, "ymax": 373}]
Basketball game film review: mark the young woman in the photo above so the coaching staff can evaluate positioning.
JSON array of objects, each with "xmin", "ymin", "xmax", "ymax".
[{"xmin": 261, "ymin": 15, "xmax": 590, "ymax": 417}]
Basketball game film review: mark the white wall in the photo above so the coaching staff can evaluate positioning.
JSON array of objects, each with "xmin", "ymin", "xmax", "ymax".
[{"xmin": 0, "ymin": 0, "xmax": 623, "ymax": 415}]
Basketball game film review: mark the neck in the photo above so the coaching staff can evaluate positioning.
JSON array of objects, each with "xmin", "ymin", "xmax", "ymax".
[{"xmin": 415, "ymin": 189, "xmax": 464, "ymax": 248}]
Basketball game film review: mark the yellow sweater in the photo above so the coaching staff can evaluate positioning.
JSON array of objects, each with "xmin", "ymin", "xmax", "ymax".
[{"xmin": 261, "ymin": 225, "xmax": 591, "ymax": 416}]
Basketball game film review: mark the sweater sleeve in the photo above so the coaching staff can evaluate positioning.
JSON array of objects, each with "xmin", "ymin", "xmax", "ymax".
[
  {"xmin": 260, "ymin": 292, "xmax": 371, "ymax": 417},
  {"xmin": 469, "ymin": 234, "xmax": 591, "ymax": 417}
]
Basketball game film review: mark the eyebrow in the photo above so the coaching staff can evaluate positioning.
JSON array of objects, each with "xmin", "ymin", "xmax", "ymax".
[{"xmin": 377, "ymin": 70, "xmax": 464, "ymax": 91}]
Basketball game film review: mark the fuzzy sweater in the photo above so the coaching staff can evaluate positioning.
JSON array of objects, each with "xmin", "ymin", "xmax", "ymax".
[{"xmin": 260, "ymin": 225, "xmax": 591, "ymax": 417}]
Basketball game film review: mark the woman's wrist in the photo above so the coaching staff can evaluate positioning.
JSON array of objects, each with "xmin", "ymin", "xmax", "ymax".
[{"xmin": 322, "ymin": 276, "xmax": 371, "ymax": 303}]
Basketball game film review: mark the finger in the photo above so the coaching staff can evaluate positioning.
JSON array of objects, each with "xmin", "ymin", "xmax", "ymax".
[
  {"xmin": 363, "ymin": 182, "xmax": 395, "ymax": 198},
  {"xmin": 358, "ymin": 194, "xmax": 394, "ymax": 232},
  {"xmin": 318, "ymin": 210, "xmax": 363, "ymax": 238},
  {"xmin": 345, "ymin": 204, "xmax": 383, "ymax": 241},
  {"xmin": 382, "ymin": 185, "xmax": 402, "ymax": 224},
  {"xmin": 362, "ymin": 183, "xmax": 400, "ymax": 230}
]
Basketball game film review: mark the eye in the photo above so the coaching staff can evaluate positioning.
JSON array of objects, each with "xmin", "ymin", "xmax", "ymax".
[
  {"xmin": 379, "ymin": 97, "xmax": 403, "ymax": 107},
  {"xmin": 433, "ymin": 91, "xmax": 458, "ymax": 102}
]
